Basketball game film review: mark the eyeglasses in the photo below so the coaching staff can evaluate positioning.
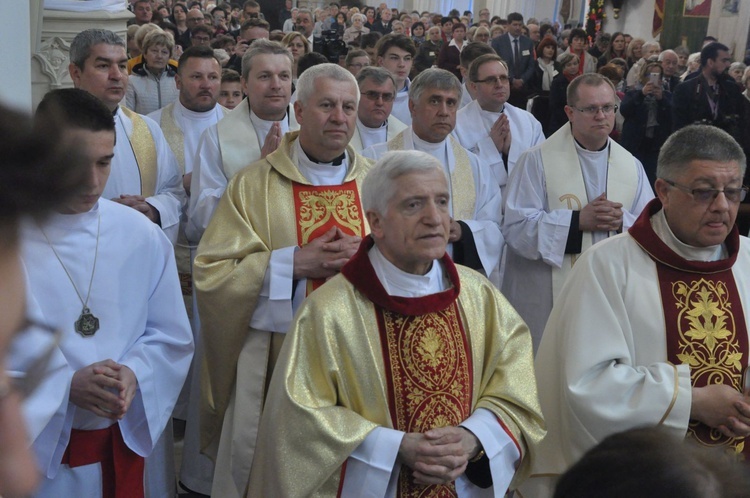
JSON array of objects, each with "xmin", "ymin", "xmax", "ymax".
[
  {"xmin": 473, "ymin": 75, "xmax": 510, "ymax": 85},
  {"xmin": 663, "ymin": 179, "xmax": 748, "ymax": 203},
  {"xmin": 572, "ymin": 104, "xmax": 618, "ymax": 116},
  {"xmin": 2, "ymin": 318, "xmax": 60, "ymax": 401},
  {"xmin": 361, "ymin": 91, "xmax": 395, "ymax": 102},
  {"xmin": 348, "ymin": 63, "xmax": 370, "ymax": 69}
]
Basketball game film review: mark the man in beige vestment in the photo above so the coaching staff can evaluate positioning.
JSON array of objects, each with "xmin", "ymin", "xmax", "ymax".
[
  {"xmin": 193, "ymin": 63, "xmax": 373, "ymax": 498},
  {"xmin": 502, "ymin": 73, "xmax": 654, "ymax": 351}
]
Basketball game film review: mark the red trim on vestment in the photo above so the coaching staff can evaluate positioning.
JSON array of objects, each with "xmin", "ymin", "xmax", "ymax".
[
  {"xmin": 61, "ymin": 424, "xmax": 144, "ymax": 498},
  {"xmin": 496, "ymin": 416, "xmax": 522, "ymax": 463},
  {"xmin": 336, "ymin": 459, "xmax": 348, "ymax": 498}
]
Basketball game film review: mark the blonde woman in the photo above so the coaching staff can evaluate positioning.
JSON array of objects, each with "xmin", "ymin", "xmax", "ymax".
[
  {"xmin": 281, "ymin": 31, "xmax": 311, "ymax": 84},
  {"xmin": 125, "ymin": 30, "xmax": 179, "ymax": 114}
]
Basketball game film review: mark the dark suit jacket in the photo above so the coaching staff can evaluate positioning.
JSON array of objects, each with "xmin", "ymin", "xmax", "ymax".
[
  {"xmin": 491, "ymin": 33, "xmax": 535, "ymax": 85},
  {"xmin": 437, "ymin": 43, "xmax": 462, "ymax": 81}
]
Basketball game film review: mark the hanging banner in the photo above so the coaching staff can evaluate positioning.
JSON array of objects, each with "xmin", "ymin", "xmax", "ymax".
[{"xmin": 683, "ymin": 0, "xmax": 712, "ymax": 18}]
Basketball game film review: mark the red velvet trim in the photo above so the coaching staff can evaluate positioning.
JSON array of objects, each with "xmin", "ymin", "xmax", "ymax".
[
  {"xmin": 341, "ymin": 236, "xmax": 460, "ymax": 316},
  {"xmin": 628, "ymin": 198, "xmax": 739, "ymax": 274},
  {"xmin": 61, "ymin": 424, "xmax": 145, "ymax": 498},
  {"xmin": 336, "ymin": 459, "xmax": 348, "ymax": 498}
]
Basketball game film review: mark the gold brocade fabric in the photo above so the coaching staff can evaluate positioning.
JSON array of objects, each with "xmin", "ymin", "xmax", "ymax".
[
  {"xmin": 160, "ymin": 103, "xmax": 186, "ymax": 174},
  {"xmin": 193, "ymin": 131, "xmax": 373, "ymax": 455},
  {"xmin": 247, "ymin": 264, "xmax": 545, "ymax": 497},
  {"xmin": 379, "ymin": 304, "xmax": 471, "ymax": 497},
  {"xmin": 119, "ymin": 106, "xmax": 158, "ymax": 198}
]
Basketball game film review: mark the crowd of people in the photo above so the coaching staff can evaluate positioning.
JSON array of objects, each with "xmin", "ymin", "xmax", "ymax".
[{"xmin": 2, "ymin": 0, "xmax": 750, "ymax": 497}]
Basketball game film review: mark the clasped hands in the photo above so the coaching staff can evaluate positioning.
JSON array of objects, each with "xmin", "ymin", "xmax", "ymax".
[
  {"xmin": 692, "ymin": 384, "xmax": 750, "ymax": 439},
  {"xmin": 579, "ymin": 193, "xmax": 623, "ymax": 232},
  {"xmin": 293, "ymin": 226, "xmax": 361, "ymax": 280},
  {"xmin": 398, "ymin": 426, "xmax": 481, "ymax": 486},
  {"xmin": 111, "ymin": 194, "xmax": 159, "ymax": 223},
  {"xmin": 70, "ymin": 359, "xmax": 138, "ymax": 420}
]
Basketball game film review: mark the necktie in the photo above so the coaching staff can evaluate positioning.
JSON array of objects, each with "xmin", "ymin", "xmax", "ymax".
[{"xmin": 513, "ymin": 38, "xmax": 521, "ymax": 77}]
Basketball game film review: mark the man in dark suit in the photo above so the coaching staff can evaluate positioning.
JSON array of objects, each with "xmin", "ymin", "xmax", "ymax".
[
  {"xmin": 673, "ymin": 42, "xmax": 744, "ymax": 148},
  {"xmin": 491, "ymin": 12, "xmax": 535, "ymax": 108}
]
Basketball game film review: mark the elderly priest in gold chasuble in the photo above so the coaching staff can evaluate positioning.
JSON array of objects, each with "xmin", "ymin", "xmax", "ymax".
[
  {"xmin": 248, "ymin": 150, "xmax": 544, "ymax": 497},
  {"xmin": 522, "ymin": 125, "xmax": 750, "ymax": 498},
  {"xmin": 193, "ymin": 63, "xmax": 372, "ymax": 498}
]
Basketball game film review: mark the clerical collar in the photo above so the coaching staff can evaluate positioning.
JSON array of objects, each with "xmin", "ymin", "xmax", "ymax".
[
  {"xmin": 368, "ymin": 244, "xmax": 446, "ymax": 297},
  {"xmin": 411, "ymin": 128, "xmax": 447, "ymax": 152},
  {"xmin": 176, "ymin": 99, "xmax": 217, "ymax": 120},
  {"xmin": 651, "ymin": 208, "xmax": 726, "ymax": 262},
  {"xmin": 573, "ymin": 135, "xmax": 609, "ymax": 152},
  {"xmin": 304, "ymin": 150, "xmax": 346, "ymax": 166}
]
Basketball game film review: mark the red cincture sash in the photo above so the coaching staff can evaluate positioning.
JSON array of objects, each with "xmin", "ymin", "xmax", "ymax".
[
  {"xmin": 657, "ymin": 264, "xmax": 750, "ymax": 457},
  {"xmin": 61, "ymin": 424, "xmax": 145, "ymax": 498},
  {"xmin": 376, "ymin": 303, "xmax": 472, "ymax": 497},
  {"xmin": 292, "ymin": 180, "xmax": 364, "ymax": 294}
]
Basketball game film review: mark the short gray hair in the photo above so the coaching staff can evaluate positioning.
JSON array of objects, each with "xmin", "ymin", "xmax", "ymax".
[
  {"xmin": 658, "ymin": 49, "xmax": 677, "ymax": 61},
  {"xmin": 657, "ymin": 125, "xmax": 747, "ymax": 180},
  {"xmin": 296, "ymin": 63, "xmax": 359, "ymax": 106},
  {"xmin": 356, "ymin": 66, "xmax": 396, "ymax": 88},
  {"xmin": 70, "ymin": 29, "xmax": 126, "ymax": 68},
  {"xmin": 352, "ymin": 13, "xmax": 366, "ymax": 23},
  {"xmin": 362, "ymin": 150, "xmax": 448, "ymax": 214},
  {"xmin": 409, "ymin": 68, "xmax": 462, "ymax": 103},
  {"xmin": 241, "ymin": 39, "xmax": 293, "ymax": 80}
]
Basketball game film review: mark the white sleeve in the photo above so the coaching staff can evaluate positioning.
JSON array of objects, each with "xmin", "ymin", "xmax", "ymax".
[
  {"xmin": 340, "ymin": 427, "xmax": 404, "ymax": 498},
  {"xmin": 186, "ymin": 125, "xmax": 227, "ymax": 243},
  {"xmin": 501, "ymin": 148, "xmax": 572, "ymax": 269},
  {"xmin": 622, "ymin": 157, "xmax": 654, "ymax": 229},
  {"xmin": 458, "ymin": 408, "xmax": 520, "ymax": 497},
  {"xmin": 249, "ymin": 246, "xmax": 307, "ymax": 333},
  {"xmin": 460, "ymin": 151, "xmax": 504, "ymax": 278},
  {"xmin": 143, "ymin": 115, "xmax": 186, "ymax": 244}
]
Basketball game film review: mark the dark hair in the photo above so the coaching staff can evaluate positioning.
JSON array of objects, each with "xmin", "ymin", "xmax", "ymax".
[
  {"xmin": 555, "ymin": 427, "xmax": 750, "ymax": 498},
  {"xmin": 297, "ymin": 52, "xmax": 328, "ymax": 78},
  {"xmin": 37, "ymin": 88, "xmax": 115, "ymax": 134},
  {"xmin": 440, "ymin": 16, "xmax": 452, "ymax": 26},
  {"xmin": 221, "ymin": 68, "xmax": 241, "ymax": 83},
  {"xmin": 411, "ymin": 21, "xmax": 425, "ymax": 34},
  {"xmin": 569, "ymin": 28, "xmax": 587, "ymax": 43},
  {"xmin": 536, "ymin": 35, "xmax": 558, "ymax": 59},
  {"xmin": 540, "ymin": 23, "xmax": 554, "ymax": 37},
  {"xmin": 212, "ymin": 35, "xmax": 236, "ymax": 49},
  {"xmin": 241, "ymin": 18, "xmax": 270, "ymax": 33},
  {"xmin": 700, "ymin": 42, "xmax": 730, "ymax": 67},
  {"xmin": 359, "ymin": 31, "xmax": 382, "ymax": 49},
  {"xmin": 375, "ymin": 33, "xmax": 417, "ymax": 58},
  {"xmin": 459, "ymin": 41, "xmax": 495, "ymax": 69},
  {"xmin": 178, "ymin": 45, "xmax": 220, "ymax": 72},
  {"xmin": 507, "ymin": 12, "xmax": 524, "ymax": 23},
  {"xmin": 468, "ymin": 53, "xmax": 505, "ymax": 82},
  {"xmin": 452, "ymin": 22, "xmax": 466, "ymax": 32},
  {"xmin": 191, "ymin": 24, "xmax": 211, "ymax": 36}
]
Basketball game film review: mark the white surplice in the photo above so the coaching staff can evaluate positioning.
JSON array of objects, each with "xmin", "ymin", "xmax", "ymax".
[
  {"xmin": 349, "ymin": 115, "xmax": 408, "ymax": 152},
  {"xmin": 362, "ymin": 128, "xmax": 504, "ymax": 283},
  {"xmin": 20, "ymin": 199, "xmax": 194, "ymax": 498},
  {"xmin": 519, "ymin": 208, "xmax": 739, "ymax": 498},
  {"xmin": 501, "ymin": 139, "xmax": 653, "ymax": 350},
  {"xmin": 110, "ymin": 107, "xmax": 185, "ymax": 244},
  {"xmin": 390, "ymin": 78, "xmax": 412, "ymax": 126},
  {"xmin": 453, "ymin": 100, "xmax": 545, "ymax": 193}
]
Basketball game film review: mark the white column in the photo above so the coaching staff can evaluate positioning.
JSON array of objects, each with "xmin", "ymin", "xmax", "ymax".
[
  {"xmin": 0, "ymin": 1, "xmax": 34, "ymax": 112},
  {"xmin": 707, "ymin": 0, "xmax": 749, "ymax": 61}
]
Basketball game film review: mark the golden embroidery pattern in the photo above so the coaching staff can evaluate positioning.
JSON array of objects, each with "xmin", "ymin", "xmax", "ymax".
[
  {"xmin": 297, "ymin": 189, "xmax": 362, "ymax": 244},
  {"xmin": 381, "ymin": 304, "xmax": 470, "ymax": 497},
  {"xmin": 672, "ymin": 278, "xmax": 744, "ymax": 453}
]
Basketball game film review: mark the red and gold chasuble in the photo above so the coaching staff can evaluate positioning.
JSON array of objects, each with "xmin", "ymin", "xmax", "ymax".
[
  {"xmin": 292, "ymin": 180, "xmax": 365, "ymax": 294},
  {"xmin": 630, "ymin": 200, "xmax": 749, "ymax": 457}
]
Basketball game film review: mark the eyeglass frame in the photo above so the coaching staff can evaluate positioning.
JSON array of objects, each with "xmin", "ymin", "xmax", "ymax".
[
  {"xmin": 473, "ymin": 74, "xmax": 510, "ymax": 86},
  {"xmin": 1, "ymin": 318, "xmax": 60, "ymax": 401},
  {"xmin": 360, "ymin": 90, "xmax": 396, "ymax": 102},
  {"xmin": 571, "ymin": 104, "xmax": 619, "ymax": 116},
  {"xmin": 662, "ymin": 179, "xmax": 749, "ymax": 204}
]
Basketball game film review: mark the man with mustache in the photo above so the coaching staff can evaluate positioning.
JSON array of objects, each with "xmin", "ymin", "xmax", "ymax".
[
  {"xmin": 502, "ymin": 73, "xmax": 653, "ymax": 351},
  {"xmin": 188, "ymin": 39, "xmax": 299, "ymax": 243},
  {"xmin": 193, "ymin": 63, "xmax": 372, "ymax": 498},
  {"xmin": 147, "ymin": 45, "xmax": 227, "ymax": 497},
  {"xmin": 69, "ymin": 29, "xmax": 185, "ymax": 245},
  {"xmin": 523, "ymin": 125, "xmax": 750, "ymax": 498},
  {"xmin": 363, "ymin": 68, "xmax": 504, "ymax": 284}
]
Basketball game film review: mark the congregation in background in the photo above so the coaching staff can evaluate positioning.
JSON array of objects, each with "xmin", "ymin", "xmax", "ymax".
[{"xmin": 2, "ymin": 0, "xmax": 750, "ymax": 497}]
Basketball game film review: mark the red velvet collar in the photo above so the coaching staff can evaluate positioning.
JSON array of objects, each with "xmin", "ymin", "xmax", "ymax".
[
  {"xmin": 341, "ymin": 236, "xmax": 460, "ymax": 316},
  {"xmin": 628, "ymin": 198, "xmax": 739, "ymax": 273}
]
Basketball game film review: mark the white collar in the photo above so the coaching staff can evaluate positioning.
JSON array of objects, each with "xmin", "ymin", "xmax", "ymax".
[
  {"xmin": 368, "ymin": 244, "xmax": 446, "ymax": 297},
  {"xmin": 652, "ymin": 208, "xmax": 726, "ymax": 262},
  {"xmin": 175, "ymin": 99, "xmax": 219, "ymax": 121}
]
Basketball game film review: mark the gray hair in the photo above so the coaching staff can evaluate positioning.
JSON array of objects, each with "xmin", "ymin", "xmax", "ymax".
[
  {"xmin": 657, "ymin": 125, "xmax": 747, "ymax": 180},
  {"xmin": 409, "ymin": 68, "xmax": 462, "ymax": 103},
  {"xmin": 240, "ymin": 39, "xmax": 293, "ymax": 80},
  {"xmin": 641, "ymin": 41, "xmax": 661, "ymax": 55},
  {"xmin": 352, "ymin": 12, "xmax": 366, "ymax": 23},
  {"xmin": 296, "ymin": 63, "xmax": 359, "ymax": 106},
  {"xmin": 658, "ymin": 49, "xmax": 678, "ymax": 61},
  {"xmin": 356, "ymin": 66, "xmax": 396, "ymax": 88},
  {"xmin": 362, "ymin": 150, "xmax": 448, "ymax": 214},
  {"xmin": 70, "ymin": 29, "xmax": 126, "ymax": 68}
]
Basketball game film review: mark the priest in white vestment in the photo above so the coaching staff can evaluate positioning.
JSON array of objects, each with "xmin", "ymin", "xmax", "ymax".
[
  {"xmin": 453, "ymin": 54, "xmax": 545, "ymax": 193},
  {"xmin": 502, "ymin": 74, "xmax": 653, "ymax": 350},
  {"xmin": 187, "ymin": 40, "xmax": 300, "ymax": 242},
  {"xmin": 363, "ymin": 68, "xmax": 504, "ymax": 285},
  {"xmin": 69, "ymin": 29, "xmax": 185, "ymax": 245},
  {"xmin": 147, "ymin": 46, "xmax": 227, "ymax": 496},
  {"xmin": 348, "ymin": 66, "xmax": 408, "ymax": 152},
  {"xmin": 193, "ymin": 64, "xmax": 373, "ymax": 498},
  {"xmin": 522, "ymin": 125, "xmax": 750, "ymax": 498},
  {"xmin": 247, "ymin": 150, "xmax": 545, "ymax": 497},
  {"xmin": 376, "ymin": 34, "xmax": 417, "ymax": 126},
  {"xmin": 24, "ymin": 88, "xmax": 193, "ymax": 498}
]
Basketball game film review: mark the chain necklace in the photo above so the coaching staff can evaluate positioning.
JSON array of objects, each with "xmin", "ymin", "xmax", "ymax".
[{"xmin": 39, "ymin": 214, "xmax": 101, "ymax": 337}]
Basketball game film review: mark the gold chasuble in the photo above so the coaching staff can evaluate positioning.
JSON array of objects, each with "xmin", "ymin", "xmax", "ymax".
[
  {"xmin": 246, "ymin": 237, "xmax": 546, "ymax": 497},
  {"xmin": 193, "ymin": 132, "xmax": 372, "ymax": 460},
  {"xmin": 119, "ymin": 106, "xmax": 158, "ymax": 197},
  {"xmin": 540, "ymin": 124, "xmax": 639, "ymax": 299},
  {"xmin": 629, "ymin": 200, "xmax": 750, "ymax": 457}
]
